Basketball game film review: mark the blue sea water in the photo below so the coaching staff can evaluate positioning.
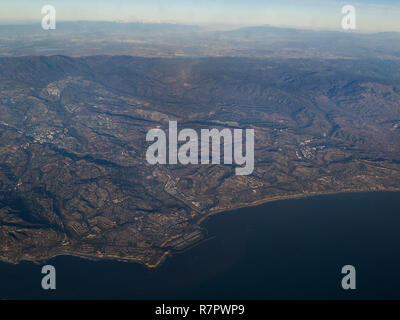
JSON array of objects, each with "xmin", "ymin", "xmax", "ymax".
[{"xmin": 0, "ymin": 191, "xmax": 399, "ymax": 299}]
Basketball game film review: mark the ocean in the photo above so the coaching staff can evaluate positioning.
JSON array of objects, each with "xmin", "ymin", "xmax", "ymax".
[{"xmin": 1, "ymin": 191, "xmax": 399, "ymax": 299}]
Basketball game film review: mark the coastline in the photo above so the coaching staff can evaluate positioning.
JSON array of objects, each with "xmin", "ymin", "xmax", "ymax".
[
  {"xmin": 197, "ymin": 187, "xmax": 400, "ymax": 226},
  {"xmin": 152, "ymin": 187, "xmax": 400, "ymax": 268},
  {"xmin": 1, "ymin": 188, "xmax": 400, "ymax": 269}
]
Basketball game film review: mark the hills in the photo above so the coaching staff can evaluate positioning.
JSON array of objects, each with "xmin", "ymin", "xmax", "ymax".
[{"xmin": 0, "ymin": 55, "xmax": 399, "ymax": 266}]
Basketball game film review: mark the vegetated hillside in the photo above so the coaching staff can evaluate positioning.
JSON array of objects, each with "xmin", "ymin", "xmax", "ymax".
[{"xmin": 0, "ymin": 55, "xmax": 399, "ymax": 266}]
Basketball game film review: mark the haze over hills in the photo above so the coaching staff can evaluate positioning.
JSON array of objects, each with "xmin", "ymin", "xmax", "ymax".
[
  {"xmin": 0, "ymin": 22, "xmax": 400, "ymax": 58},
  {"xmin": 0, "ymin": 53, "xmax": 399, "ymax": 267}
]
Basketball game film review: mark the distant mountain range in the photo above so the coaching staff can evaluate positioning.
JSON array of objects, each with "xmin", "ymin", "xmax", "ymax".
[{"xmin": 0, "ymin": 21, "xmax": 399, "ymax": 58}]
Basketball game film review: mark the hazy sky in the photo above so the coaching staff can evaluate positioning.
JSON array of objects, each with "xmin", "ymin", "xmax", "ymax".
[{"xmin": 1, "ymin": 0, "xmax": 400, "ymax": 32}]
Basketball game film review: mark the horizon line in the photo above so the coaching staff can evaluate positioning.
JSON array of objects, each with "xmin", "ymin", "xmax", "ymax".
[{"xmin": 0, "ymin": 20, "xmax": 398, "ymax": 35}]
